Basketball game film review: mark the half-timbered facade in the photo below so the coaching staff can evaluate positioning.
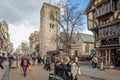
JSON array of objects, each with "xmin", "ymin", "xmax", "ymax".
[{"xmin": 85, "ymin": 0, "xmax": 120, "ymax": 69}]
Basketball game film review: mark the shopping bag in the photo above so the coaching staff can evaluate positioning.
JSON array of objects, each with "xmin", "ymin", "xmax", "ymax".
[
  {"xmin": 77, "ymin": 67, "xmax": 81, "ymax": 75},
  {"xmin": 20, "ymin": 67, "xmax": 23, "ymax": 72},
  {"xmin": 28, "ymin": 66, "xmax": 32, "ymax": 71}
]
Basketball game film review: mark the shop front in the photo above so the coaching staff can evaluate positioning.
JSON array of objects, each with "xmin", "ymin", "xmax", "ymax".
[
  {"xmin": 99, "ymin": 35, "xmax": 120, "ymax": 69},
  {"xmin": 99, "ymin": 47, "xmax": 120, "ymax": 69}
]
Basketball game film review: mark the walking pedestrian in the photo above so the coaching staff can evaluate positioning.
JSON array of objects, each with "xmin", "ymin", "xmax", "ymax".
[
  {"xmin": 46, "ymin": 54, "xmax": 52, "ymax": 71},
  {"xmin": 71, "ymin": 57, "xmax": 79, "ymax": 80},
  {"xmin": 54, "ymin": 56, "xmax": 71, "ymax": 80},
  {"xmin": 92, "ymin": 55, "xmax": 98, "ymax": 68},
  {"xmin": 0, "ymin": 56, "xmax": 4, "ymax": 69},
  {"xmin": 20, "ymin": 56, "xmax": 31, "ymax": 77},
  {"xmin": 32, "ymin": 54, "xmax": 36, "ymax": 66}
]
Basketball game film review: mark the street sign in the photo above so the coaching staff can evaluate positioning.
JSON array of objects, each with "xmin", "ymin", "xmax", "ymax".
[{"xmin": 90, "ymin": 49, "xmax": 96, "ymax": 54}]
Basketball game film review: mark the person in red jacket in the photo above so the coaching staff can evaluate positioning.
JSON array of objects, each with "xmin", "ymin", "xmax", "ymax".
[{"xmin": 20, "ymin": 56, "xmax": 31, "ymax": 77}]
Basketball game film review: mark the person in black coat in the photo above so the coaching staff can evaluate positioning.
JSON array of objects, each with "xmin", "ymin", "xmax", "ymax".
[
  {"xmin": 0, "ymin": 56, "xmax": 4, "ymax": 69},
  {"xmin": 54, "ymin": 56, "xmax": 71, "ymax": 80}
]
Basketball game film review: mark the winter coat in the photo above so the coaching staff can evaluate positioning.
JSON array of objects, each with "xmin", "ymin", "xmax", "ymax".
[
  {"xmin": 54, "ymin": 63, "xmax": 71, "ymax": 80},
  {"xmin": 20, "ymin": 58, "xmax": 31, "ymax": 67},
  {"xmin": 71, "ymin": 62, "xmax": 79, "ymax": 79}
]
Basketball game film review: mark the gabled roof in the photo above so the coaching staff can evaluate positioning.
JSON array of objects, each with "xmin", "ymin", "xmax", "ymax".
[
  {"xmin": 78, "ymin": 33, "xmax": 94, "ymax": 43},
  {"xmin": 60, "ymin": 32, "xmax": 94, "ymax": 43},
  {"xmin": 84, "ymin": 0, "xmax": 94, "ymax": 14},
  {"xmin": 60, "ymin": 32, "xmax": 77, "ymax": 43}
]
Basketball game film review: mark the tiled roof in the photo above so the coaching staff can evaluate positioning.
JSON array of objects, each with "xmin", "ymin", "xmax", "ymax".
[
  {"xmin": 60, "ymin": 32, "xmax": 94, "ymax": 43},
  {"xmin": 79, "ymin": 33, "xmax": 94, "ymax": 43}
]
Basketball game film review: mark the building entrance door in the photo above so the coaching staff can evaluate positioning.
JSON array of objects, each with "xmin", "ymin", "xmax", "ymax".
[{"xmin": 115, "ymin": 49, "xmax": 120, "ymax": 67}]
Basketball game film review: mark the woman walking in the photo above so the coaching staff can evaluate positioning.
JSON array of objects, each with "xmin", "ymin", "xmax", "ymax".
[{"xmin": 71, "ymin": 57, "xmax": 79, "ymax": 80}]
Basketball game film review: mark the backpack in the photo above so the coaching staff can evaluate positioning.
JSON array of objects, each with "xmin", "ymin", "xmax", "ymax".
[{"xmin": 24, "ymin": 59, "xmax": 27, "ymax": 66}]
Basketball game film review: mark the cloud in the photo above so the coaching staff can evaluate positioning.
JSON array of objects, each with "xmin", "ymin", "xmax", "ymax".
[
  {"xmin": 81, "ymin": 29, "xmax": 93, "ymax": 35},
  {"xmin": 9, "ymin": 21, "xmax": 38, "ymax": 49},
  {"xmin": 0, "ymin": 0, "xmax": 60, "ymax": 50},
  {"xmin": 0, "ymin": 0, "xmax": 90, "ymax": 50},
  {"xmin": 0, "ymin": 0, "xmax": 60, "ymax": 24}
]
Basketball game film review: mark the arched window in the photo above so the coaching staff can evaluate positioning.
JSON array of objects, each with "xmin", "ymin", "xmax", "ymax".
[{"xmin": 85, "ymin": 44, "xmax": 89, "ymax": 53}]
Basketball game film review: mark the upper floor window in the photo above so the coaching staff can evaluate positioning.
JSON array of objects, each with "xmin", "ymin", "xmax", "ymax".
[
  {"xmin": 118, "ymin": 0, "xmax": 120, "ymax": 9},
  {"xmin": 50, "ymin": 10, "xmax": 54, "ymax": 20},
  {"xmin": 50, "ymin": 14, "xmax": 54, "ymax": 20},
  {"xmin": 52, "ymin": 24, "xmax": 54, "ymax": 29},
  {"xmin": 93, "ymin": 11, "xmax": 96, "ymax": 21},
  {"xmin": 50, "ymin": 23, "xmax": 54, "ymax": 29},
  {"xmin": 50, "ymin": 23, "xmax": 52, "ymax": 29}
]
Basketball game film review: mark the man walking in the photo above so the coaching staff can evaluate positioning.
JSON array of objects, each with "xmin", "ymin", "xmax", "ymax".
[{"xmin": 20, "ymin": 56, "xmax": 31, "ymax": 77}]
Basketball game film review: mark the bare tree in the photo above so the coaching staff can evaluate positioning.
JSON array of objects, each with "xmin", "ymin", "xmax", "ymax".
[{"xmin": 57, "ymin": 0, "xmax": 85, "ymax": 54}]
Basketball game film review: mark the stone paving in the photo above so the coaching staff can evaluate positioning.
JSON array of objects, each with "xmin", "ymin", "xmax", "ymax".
[
  {"xmin": 8, "ymin": 61, "xmax": 120, "ymax": 80},
  {"xmin": 0, "ymin": 61, "xmax": 9, "ymax": 80},
  {"xmin": 80, "ymin": 62, "xmax": 120, "ymax": 80},
  {"xmin": 9, "ymin": 62, "xmax": 93, "ymax": 80},
  {"xmin": 9, "ymin": 65, "xmax": 50, "ymax": 80}
]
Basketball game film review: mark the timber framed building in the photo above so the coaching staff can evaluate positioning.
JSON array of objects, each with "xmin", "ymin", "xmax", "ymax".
[{"xmin": 85, "ymin": 0, "xmax": 120, "ymax": 69}]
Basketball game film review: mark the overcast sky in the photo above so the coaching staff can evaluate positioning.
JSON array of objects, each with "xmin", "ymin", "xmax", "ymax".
[{"xmin": 0, "ymin": 0, "xmax": 92, "ymax": 50}]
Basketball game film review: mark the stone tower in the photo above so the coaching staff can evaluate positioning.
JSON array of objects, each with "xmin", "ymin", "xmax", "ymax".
[{"xmin": 40, "ymin": 3, "xmax": 60, "ymax": 56}]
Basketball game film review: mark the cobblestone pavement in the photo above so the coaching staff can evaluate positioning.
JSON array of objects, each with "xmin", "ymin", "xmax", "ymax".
[
  {"xmin": 0, "ymin": 61, "xmax": 9, "ymax": 80},
  {"xmin": 8, "ymin": 61, "xmax": 120, "ymax": 80}
]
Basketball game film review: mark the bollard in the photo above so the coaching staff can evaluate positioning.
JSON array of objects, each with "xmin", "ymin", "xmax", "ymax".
[{"xmin": 100, "ymin": 61, "xmax": 104, "ymax": 71}]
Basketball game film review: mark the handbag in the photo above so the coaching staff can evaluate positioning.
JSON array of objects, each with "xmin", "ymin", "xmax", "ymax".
[
  {"xmin": 77, "ymin": 67, "xmax": 81, "ymax": 75},
  {"xmin": 20, "ymin": 67, "xmax": 23, "ymax": 72},
  {"xmin": 28, "ymin": 65, "xmax": 32, "ymax": 71}
]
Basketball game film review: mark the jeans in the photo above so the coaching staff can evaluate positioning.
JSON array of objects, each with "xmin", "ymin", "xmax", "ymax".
[{"xmin": 23, "ymin": 66, "xmax": 27, "ymax": 76}]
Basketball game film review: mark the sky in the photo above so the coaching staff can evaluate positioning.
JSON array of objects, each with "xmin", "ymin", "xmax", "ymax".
[{"xmin": 0, "ymin": 0, "xmax": 91, "ymax": 50}]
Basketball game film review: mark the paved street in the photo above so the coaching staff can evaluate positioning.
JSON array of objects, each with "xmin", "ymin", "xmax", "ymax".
[
  {"xmin": 0, "ymin": 61, "xmax": 9, "ymax": 80},
  {"xmin": 8, "ymin": 61, "xmax": 120, "ymax": 80},
  {"xmin": 9, "ymin": 64, "xmax": 50, "ymax": 80},
  {"xmin": 79, "ymin": 62, "xmax": 120, "ymax": 80},
  {"xmin": 9, "ymin": 61, "xmax": 93, "ymax": 80}
]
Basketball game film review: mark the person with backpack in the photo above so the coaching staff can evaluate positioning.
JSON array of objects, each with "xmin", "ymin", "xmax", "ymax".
[{"xmin": 20, "ymin": 56, "xmax": 31, "ymax": 77}]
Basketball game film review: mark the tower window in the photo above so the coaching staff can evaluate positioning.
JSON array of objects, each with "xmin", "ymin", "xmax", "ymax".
[
  {"xmin": 50, "ymin": 23, "xmax": 54, "ymax": 29},
  {"xmin": 52, "ymin": 24, "xmax": 54, "ymax": 29},
  {"xmin": 50, "ymin": 23, "xmax": 52, "ymax": 28}
]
